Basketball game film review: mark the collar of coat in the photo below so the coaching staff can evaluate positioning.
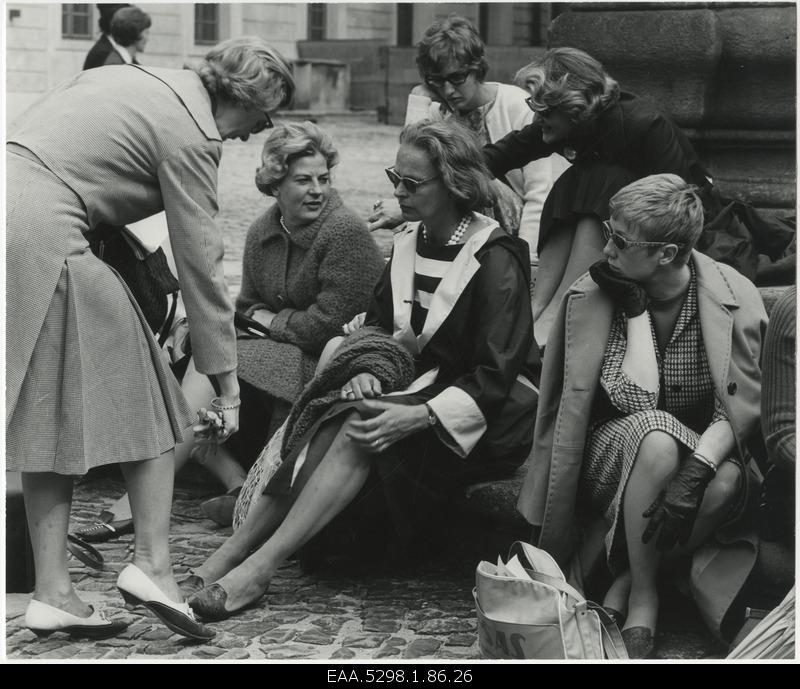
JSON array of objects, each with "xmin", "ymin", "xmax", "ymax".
[
  {"xmin": 258, "ymin": 189, "xmax": 344, "ymax": 250},
  {"xmin": 129, "ymin": 65, "xmax": 221, "ymax": 142},
  {"xmin": 567, "ymin": 250, "xmax": 740, "ymax": 309},
  {"xmin": 388, "ymin": 213, "xmax": 517, "ymax": 355}
]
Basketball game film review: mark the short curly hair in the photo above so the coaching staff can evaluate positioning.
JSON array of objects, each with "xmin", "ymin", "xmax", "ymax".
[
  {"xmin": 109, "ymin": 6, "xmax": 151, "ymax": 47},
  {"xmin": 515, "ymin": 47, "xmax": 619, "ymax": 124},
  {"xmin": 193, "ymin": 37, "xmax": 295, "ymax": 113},
  {"xmin": 399, "ymin": 119, "xmax": 492, "ymax": 214},
  {"xmin": 416, "ymin": 15, "xmax": 489, "ymax": 83},
  {"xmin": 255, "ymin": 121, "xmax": 339, "ymax": 196}
]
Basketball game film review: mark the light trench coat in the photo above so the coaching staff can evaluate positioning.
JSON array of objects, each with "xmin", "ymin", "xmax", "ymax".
[{"xmin": 517, "ymin": 251, "xmax": 768, "ymax": 637}]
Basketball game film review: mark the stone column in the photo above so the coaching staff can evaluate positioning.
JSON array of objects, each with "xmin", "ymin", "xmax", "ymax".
[{"xmin": 549, "ymin": 2, "xmax": 796, "ymax": 210}]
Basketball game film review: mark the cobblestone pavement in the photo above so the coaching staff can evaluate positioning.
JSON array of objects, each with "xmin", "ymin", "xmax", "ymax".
[
  {"xmin": 5, "ymin": 117, "xmax": 728, "ymax": 662},
  {"xmin": 5, "ymin": 471, "xmax": 726, "ymax": 661}
]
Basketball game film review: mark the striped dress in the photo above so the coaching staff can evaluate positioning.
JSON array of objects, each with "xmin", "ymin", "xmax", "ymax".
[{"xmin": 410, "ymin": 233, "xmax": 464, "ymax": 335}]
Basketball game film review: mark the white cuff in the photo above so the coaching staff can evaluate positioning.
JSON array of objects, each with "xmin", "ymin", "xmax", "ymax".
[{"xmin": 427, "ymin": 386, "xmax": 486, "ymax": 458}]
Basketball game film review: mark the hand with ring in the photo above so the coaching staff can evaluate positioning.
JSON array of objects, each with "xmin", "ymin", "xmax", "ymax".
[
  {"xmin": 341, "ymin": 372, "xmax": 382, "ymax": 400},
  {"xmin": 345, "ymin": 400, "xmax": 430, "ymax": 454}
]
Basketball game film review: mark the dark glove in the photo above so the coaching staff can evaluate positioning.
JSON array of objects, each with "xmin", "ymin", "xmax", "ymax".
[
  {"xmin": 641, "ymin": 454, "xmax": 717, "ymax": 551},
  {"xmin": 589, "ymin": 259, "xmax": 649, "ymax": 317}
]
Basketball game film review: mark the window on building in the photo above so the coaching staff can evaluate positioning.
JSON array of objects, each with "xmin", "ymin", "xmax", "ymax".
[
  {"xmin": 397, "ymin": 3, "xmax": 413, "ymax": 47},
  {"xmin": 62, "ymin": 4, "xmax": 93, "ymax": 40},
  {"xmin": 478, "ymin": 4, "xmax": 490, "ymax": 43},
  {"xmin": 194, "ymin": 4, "xmax": 220, "ymax": 45},
  {"xmin": 308, "ymin": 4, "xmax": 326, "ymax": 41}
]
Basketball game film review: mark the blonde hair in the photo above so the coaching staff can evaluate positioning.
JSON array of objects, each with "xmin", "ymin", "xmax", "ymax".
[
  {"xmin": 255, "ymin": 121, "xmax": 339, "ymax": 196},
  {"xmin": 609, "ymin": 174, "xmax": 704, "ymax": 263},
  {"xmin": 193, "ymin": 37, "xmax": 295, "ymax": 112},
  {"xmin": 515, "ymin": 47, "xmax": 619, "ymax": 124},
  {"xmin": 399, "ymin": 119, "xmax": 492, "ymax": 214}
]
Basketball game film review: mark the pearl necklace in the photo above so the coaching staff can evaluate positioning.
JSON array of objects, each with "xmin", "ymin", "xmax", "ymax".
[
  {"xmin": 422, "ymin": 214, "xmax": 471, "ymax": 246},
  {"xmin": 279, "ymin": 215, "xmax": 291, "ymax": 235}
]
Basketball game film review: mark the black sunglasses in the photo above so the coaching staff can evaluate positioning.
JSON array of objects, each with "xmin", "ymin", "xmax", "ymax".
[
  {"xmin": 424, "ymin": 69, "xmax": 473, "ymax": 90},
  {"xmin": 525, "ymin": 96, "xmax": 556, "ymax": 119},
  {"xmin": 602, "ymin": 220, "xmax": 685, "ymax": 251},
  {"xmin": 251, "ymin": 112, "xmax": 274, "ymax": 135},
  {"xmin": 385, "ymin": 167, "xmax": 439, "ymax": 194}
]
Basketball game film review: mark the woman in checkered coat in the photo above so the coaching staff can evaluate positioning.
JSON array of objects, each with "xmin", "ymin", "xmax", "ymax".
[
  {"xmin": 517, "ymin": 175, "xmax": 767, "ymax": 657},
  {"xmin": 6, "ymin": 38, "xmax": 293, "ymax": 641}
]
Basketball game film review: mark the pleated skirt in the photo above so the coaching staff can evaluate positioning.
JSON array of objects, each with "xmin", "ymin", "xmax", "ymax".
[{"xmin": 5, "ymin": 148, "xmax": 193, "ymax": 475}]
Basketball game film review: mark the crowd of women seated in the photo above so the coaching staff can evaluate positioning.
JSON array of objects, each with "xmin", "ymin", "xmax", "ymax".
[{"xmin": 11, "ymin": 13, "xmax": 792, "ymax": 659}]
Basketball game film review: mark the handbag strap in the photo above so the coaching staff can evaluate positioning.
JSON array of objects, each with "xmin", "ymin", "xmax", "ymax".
[
  {"xmin": 524, "ymin": 569, "xmax": 588, "ymax": 604},
  {"xmin": 66, "ymin": 534, "xmax": 104, "ymax": 571},
  {"xmin": 587, "ymin": 602, "xmax": 629, "ymax": 659},
  {"xmin": 157, "ymin": 292, "xmax": 179, "ymax": 348}
]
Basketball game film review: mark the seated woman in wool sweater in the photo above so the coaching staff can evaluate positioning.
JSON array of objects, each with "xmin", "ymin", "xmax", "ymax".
[
  {"xmin": 76, "ymin": 121, "xmax": 385, "ymax": 539},
  {"xmin": 181, "ymin": 119, "xmax": 541, "ymax": 622}
]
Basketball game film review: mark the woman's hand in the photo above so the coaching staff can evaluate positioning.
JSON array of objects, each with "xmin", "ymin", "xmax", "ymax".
[
  {"xmin": 368, "ymin": 199, "xmax": 404, "ymax": 233},
  {"xmin": 342, "ymin": 312, "xmax": 366, "ymax": 335},
  {"xmin": 589, "ymin": 260, "xmax": 649, "ymax": 318},
  {"xmin": 641, "ymin": 453, "xmax": 717, "ymax": 550},
  {"xmin": 341, "ymin": 373, "xmax": 382, "ymax": 400},
  {"xmin": 250, "ymin": 308, "xmax": 276, "ymax": 330},
  {"xmin": 346, "ymin": 400, "xmax": 430, "ymax": 454}
]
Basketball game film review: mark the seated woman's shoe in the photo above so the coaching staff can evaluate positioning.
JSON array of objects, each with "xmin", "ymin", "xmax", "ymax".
[
  {"xmin": 621, "ymin": 626, "xmax": 656, "ymax": 659},
  {"xmin": 73, "ymin": 510, "xmax": 134, "ymax": 543},
  {"xmin": 188, "ymin": 582, "xmax": 263, "ymax": 622},
  {"xmin": 25, "ymin": 598, "xmax": 128, "ymax": 639},
  {"xmin": 200, "ymin": 486, "xmax": 242, "ymax": 527},
  {"xmin": 177, "ymin": 573, "xmax": 206, "ymax": 599},
  {"xmin": 117, "ymin": 564, "xmax": 215, "ymax": 641}
]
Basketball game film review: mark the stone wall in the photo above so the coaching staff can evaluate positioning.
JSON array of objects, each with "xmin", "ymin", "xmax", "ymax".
[{"xmin": 549, "ymin": 3, "xmax": 796, "ymax": 210}]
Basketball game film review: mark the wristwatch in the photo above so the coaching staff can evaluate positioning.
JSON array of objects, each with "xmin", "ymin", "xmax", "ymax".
[{"xmin": 425, "ymin": 403, "xmax": 438, "ymax": 427}]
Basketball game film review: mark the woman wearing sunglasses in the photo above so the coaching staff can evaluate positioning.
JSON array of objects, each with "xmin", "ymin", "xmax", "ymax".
[
  {"xmin": 483, "ymin": 47, "xmax": 710, "ymax": 346},
  {"xmin": 518, "ymin": 174, "xmax": 767, "ymax": 657},
  {"xmin": 6, "ymin": 37, "xmax": 293, "ymax": 641},
  {"xmin": 183, "ymin": 120, "xmax": 540, "ymax": 622},
  {"xmin": 372, "ymin": 15, "xmax": 567, "ymax": 264}
]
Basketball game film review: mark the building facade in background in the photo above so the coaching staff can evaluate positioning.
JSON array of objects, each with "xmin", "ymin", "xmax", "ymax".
[{"xmin": 5, "ymin": 2, "xmax": 561, "ymax": 121}]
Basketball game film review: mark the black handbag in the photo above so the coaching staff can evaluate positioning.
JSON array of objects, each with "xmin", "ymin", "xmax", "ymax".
[
  {"xmin": 697, "ymin": 185, "xmax": 795, "ymax": 283},
  {"xmin": 88, "ymin": 223, "xmax": 180, "ymax": 345}
]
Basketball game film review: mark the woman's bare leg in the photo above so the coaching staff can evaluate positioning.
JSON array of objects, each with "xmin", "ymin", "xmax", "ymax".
[
  {"xmin": 106, "ymin": 358, "xmax": 240, "ymax": 520},
  {"xmin": 120, "ymin": 451, "xmax": 182, "ymax": 601},
  {"xmin": 622, "ymin": 431, "xmax": 682, "ymax": 632},
  {"xmin": 317, "ymin": 336, "xmax": 345, "ymax": 374},
  {"xmin": 206, "ymin": 411, "xmax": 371, "ymax": 611},
  {"xmin": 193, "ymin": 415, "xmax": 345, "ymax": 584},
  {"xmin": 533, "ymin": 216, "xmax": 605, "ymax": 345},
  {"xmin": 22, "ymin": 472, "xmax": 92, "ymax": 617}
]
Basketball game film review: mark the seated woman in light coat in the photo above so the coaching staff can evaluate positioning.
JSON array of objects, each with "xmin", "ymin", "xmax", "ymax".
[
  {"xmin": 517, "ymin": 174, "xmax": 767, "ymax": 658},
  {"xmin": 182, "ymin": 120, "xmax": 541, "ymax": 622}
]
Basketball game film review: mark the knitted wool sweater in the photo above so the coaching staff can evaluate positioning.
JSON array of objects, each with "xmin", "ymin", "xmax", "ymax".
[{"xmin": 235, "ymin": 190, "xmax": 385, "ymax": 399}]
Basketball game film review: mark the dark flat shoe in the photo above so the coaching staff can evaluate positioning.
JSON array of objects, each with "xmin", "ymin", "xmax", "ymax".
[
  {"xmin": 178, "ymin": 574, "xmax": 206, "ymax": 599},
  {"xmin": 603, "ymin": 606, "xmax": 626, "ymax": 627},
  {"xmin": 621, "ymin": 626, "xmax": 656, "ymax": 659},
  {"xmin": 117, "ymin": 564, "xmax": 215, "ymax": 642},
  {"xmin": 200, "ymin": 486, "xmax": 242, "ymax": 527},
  {"xmin": 73, "ymin": 512, "xmax": 134, "ymax": 543},
  {"xmin": 189, "ymin": 582, "xmax": 263, "ymax": 622}
]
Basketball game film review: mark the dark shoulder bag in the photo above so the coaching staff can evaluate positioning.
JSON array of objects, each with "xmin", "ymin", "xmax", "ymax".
[{"xmin": 88, "ymin": 223, "xmax": 180, "ymax": 346}]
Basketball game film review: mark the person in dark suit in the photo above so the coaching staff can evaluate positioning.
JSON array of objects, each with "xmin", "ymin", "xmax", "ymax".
[
  {"xmin": 82, "ymin": 3, "xmax": 131, "ymax": 70},
  {"xmin": 104, "ymin": 6, "xmax": 151, "ymax": 65}
]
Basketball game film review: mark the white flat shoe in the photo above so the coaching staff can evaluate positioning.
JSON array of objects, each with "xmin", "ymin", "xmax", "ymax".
[
  {"xmin": 117, "ymin": 564, "xmax": 215, "ymax": 641},
  {"xmin": 25, "ymin": 598, "xmax": 128, "ymax": 639}
]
